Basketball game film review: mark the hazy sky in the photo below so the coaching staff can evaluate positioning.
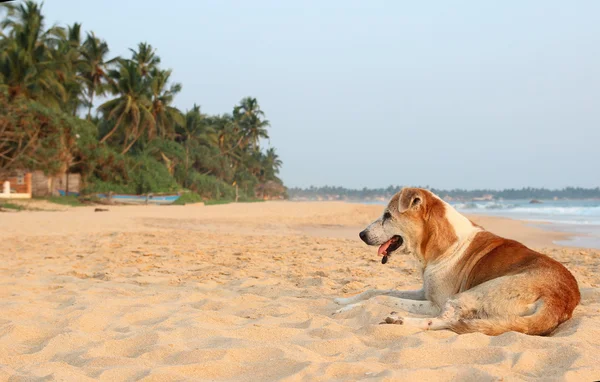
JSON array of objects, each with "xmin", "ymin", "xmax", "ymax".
[{"xmin": 41, "ymin": 1, "xmax": 600, "ymax": 189}]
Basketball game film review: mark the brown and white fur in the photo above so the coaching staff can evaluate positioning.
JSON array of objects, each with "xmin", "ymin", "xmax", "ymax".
[{"xmin": 334, "ymin": 187, "xmax": 580, "ymax": 336}]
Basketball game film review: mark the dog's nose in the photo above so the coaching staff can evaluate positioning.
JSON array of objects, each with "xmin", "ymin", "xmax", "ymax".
[{"xmin": 359, "ymin": 230, "xmax": 368, "ymax": 243}]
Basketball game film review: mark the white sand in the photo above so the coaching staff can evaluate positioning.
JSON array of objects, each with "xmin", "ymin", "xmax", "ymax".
[{"xmin": 1, "ymin": 201, "xmax": 599, "ymax": 381}]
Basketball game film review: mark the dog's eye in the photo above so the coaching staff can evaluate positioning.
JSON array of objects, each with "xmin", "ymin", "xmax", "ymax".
[
  {"xmin": 383, "ymin": 212, "xmax": 392, "ymax": 220},
  {"xmin": 412, "ymin": 197, "xmax": 421, "ymax": 207}
]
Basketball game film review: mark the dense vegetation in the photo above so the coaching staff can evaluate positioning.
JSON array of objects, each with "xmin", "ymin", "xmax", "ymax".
[
  {"xmin": 0, "ymin": 1, "xmax": 285, "ymax": 201},
  {"xmin": 289, "ymin": 186, "xmax": 600, "ymax": 201}
]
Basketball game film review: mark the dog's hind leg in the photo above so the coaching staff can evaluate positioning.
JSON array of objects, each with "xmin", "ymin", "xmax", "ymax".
[
  {"xmin": 381, "ymin": 299, "xmax": 464, "ymax": 330},
  {"xmin": 334, "ymin": 288, "xmax": 426, "ymax": 306},
  {"xmin": 382, "ymin": 313, "xmax": 452, "ymax": 330},
  {"xmin": 380, "ymin": 277, "xmax": 560, "ymax": 335},
  {"xmin": 391, "ymin": 298, "xmax": 440, "ymax": 315}
]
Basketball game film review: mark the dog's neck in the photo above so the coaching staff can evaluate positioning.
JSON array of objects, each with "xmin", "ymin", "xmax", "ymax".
[
  {"xmin": 440, "ymin": 199, "xmax": 481, "ymax": 242},
  {"xmin": 420, "ymin": 197, "xmax": 482, "ymax": 268}
]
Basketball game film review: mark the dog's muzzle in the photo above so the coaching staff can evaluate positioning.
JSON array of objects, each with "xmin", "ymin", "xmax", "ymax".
[{"xmin": 359, "ymin": 230, "xmax": 404, "ymax": 252}]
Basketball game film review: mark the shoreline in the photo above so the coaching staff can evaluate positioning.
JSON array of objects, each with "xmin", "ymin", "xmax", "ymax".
[{"xmin": 3, "ymin": 198, "xmax": 596, "ymax": 250}]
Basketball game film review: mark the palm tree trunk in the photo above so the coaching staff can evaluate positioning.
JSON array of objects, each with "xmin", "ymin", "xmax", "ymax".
[
  {"xmin": 121, "ymin": 131, "xmax": 141, "ymax": 154},
  {"xmin": 99, "ymin": 110, "xmax": 124, "ymax": 144},
  {"xmin": 207, "ymin": 135, "xmax": 245, "ymax": 160},
  {"xmin": 87, "ymin": 88, "xmax": 95, "ymax": 120},
  {"xmin": 184, "ymin": 144, "xmax": 190, "ymax": 186}
]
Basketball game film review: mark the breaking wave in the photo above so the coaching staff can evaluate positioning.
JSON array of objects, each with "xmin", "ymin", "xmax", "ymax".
[{"xmin": 451, "ymin": 200, "xmax": 600, "ymax": 225}]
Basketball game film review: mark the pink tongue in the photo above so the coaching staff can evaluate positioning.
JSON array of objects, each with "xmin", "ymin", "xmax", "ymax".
[{"xmin": 378, "ymin": 239, "xmax": 393, "ymax": 256}]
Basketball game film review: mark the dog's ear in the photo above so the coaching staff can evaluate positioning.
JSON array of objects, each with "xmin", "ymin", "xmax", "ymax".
[{"xmin": 398, "ymin": 188, "xmax": 424, "ymax": 212}]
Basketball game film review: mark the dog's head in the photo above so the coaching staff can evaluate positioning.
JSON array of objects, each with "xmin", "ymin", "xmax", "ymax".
[{"xmin": 359, "ymin": 187, "xmax": 472, "ymax": 265}]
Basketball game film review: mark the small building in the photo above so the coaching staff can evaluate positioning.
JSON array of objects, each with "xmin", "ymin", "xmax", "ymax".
[
  {"xmin": 31, "ymin": 171, "xmax": 81, "ymax": 197},
  {"xmin": 0, "ymin": 170, "xmax": 32, "ymax": 199},
  {"xmin": 1, "ymin": 170, "xmax": 81, "ymax": 199}
]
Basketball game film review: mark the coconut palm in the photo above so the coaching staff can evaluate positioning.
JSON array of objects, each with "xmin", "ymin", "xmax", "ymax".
[
  {"xmin": 148, "ymin": 68, "xmax": 184, "ymax": 139},
  {"xmin": 58, "ymin": 22, "xmax": 85, "ymax": 115},
  {"xmin": 130, "ymin": 42, "xmax": 160, "ymax": 77},
  {"xmin": 80, "ymin": 32, "xmax": 114, "ymax": 119},
  {"xmin": 176, "ymin": 104, "xmax": 205, "ymax": 141},
  {"xmin": 205, "ymin": 114, "xmax": 235, "ymax": 154},
  {"xmin": 98, "ymin": 58, "xmax": 155, "ymax": 154},
  {"xmin": 233, "ymin": 97, "xmax": 270, "ymax": 151},
  {"xmin": 0, "ymin": 0, "xmax": 66, "ymax": 107},
  {"xmin": 264, "ymin": 147, "xmax": 282, "ymax": 174}
]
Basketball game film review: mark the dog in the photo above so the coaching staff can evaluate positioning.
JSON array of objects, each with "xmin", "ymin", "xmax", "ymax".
[{"xmin": 334, "ymin": 187, "xmax": 580, "ymax": 336}]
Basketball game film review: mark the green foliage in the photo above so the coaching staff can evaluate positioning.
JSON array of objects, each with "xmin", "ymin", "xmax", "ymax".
[
  {"xmin": 84, "ymin": 178, "xmax": 134, "ymax": 194},
  {"xmin": 129, "ymin": 155, "xmax": 179, "ymax": 194},
  {"xmin": 185, "ymin": 171, "xmax": 236, "ymax": 200},
  {"xmin": 78, "ymin": 145, "xmax": 130, "ymax": 193},
  {"xmin": 0, "ymin": 1, "xmax": 67, "ymax": 108},
  {"xmin": 172, "ymin": 192, "xmax": 202, "ymax": 205},
  {"xmin": 204, "ymin": 198, "xmax": 265, "ymax": 206},
  {"xmin": 0, "ymin": 202, "xmax": 24, "ymax": 211},
  {"xmin": 82, "ymin": 153, "xmax": 179, "ymax": 194},
  {"xmin": 233, "ymin": 166, "xmax": 260, "ymax": 196},
  {"xmin": 203, "ymin": 199, "xmax": 234, "ymax": 206},
  {"xmin": 0, "ymin": 1, "xmax": 286, "ymax": 201},
  {"xmin": 0, "ymin": 95, "xmax": 96, "ymax": 176}
]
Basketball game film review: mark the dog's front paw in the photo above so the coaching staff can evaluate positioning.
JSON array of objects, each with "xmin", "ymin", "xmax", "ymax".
[{"xmin": 380, "ymin": 311, "xmax": 404, "ymax": 325}]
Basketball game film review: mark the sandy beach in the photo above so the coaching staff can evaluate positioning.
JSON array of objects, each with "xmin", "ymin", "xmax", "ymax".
[{"xmin": 1, "ymin": 201, "xmax": 600, "ymax": 381}]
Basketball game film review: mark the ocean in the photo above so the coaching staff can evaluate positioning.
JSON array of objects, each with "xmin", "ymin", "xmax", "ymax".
[
  {"xmin": 366, "ymin": 199, "xmax": 600, "ymax": 249},
  {"xmin": 450, "ymin": 199, "xmax": 600, "ymax": 249}
]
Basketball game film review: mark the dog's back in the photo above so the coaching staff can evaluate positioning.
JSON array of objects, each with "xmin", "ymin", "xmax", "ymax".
[{"xmin": 448, "ymin": 230, "xmax": 580, "ymax": 335}]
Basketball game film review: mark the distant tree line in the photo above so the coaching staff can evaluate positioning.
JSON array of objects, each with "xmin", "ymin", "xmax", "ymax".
[
  {"xmin": 0, "ymin": 1, "xmax": 285, "ymax": 200},
  {"xmin": 288, "ymin": 186, "xmax": 600, "ymax": 201}
]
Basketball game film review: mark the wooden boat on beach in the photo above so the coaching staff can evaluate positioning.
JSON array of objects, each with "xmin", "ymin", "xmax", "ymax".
[{"xmin": 95, "ymin": 193, "xmax": 180, "ymax": 205}]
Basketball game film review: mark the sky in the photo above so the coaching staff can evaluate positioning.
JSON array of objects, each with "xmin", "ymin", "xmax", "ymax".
[{"xmin": 40, "ymin": 1, "xmax": 600, "ymax": 190}]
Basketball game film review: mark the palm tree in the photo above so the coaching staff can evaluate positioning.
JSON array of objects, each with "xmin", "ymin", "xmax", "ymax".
[
  {"xmin": 207, "ymin": 113, "xmax": 255, "ymax": 162},
  {"xmin": 177, "ymin": 105, "xmax": 220, "ymax": 154},
  {"xmin": 245, "ymin": 150, "xmax": 264, "ymax": 177},
  {"xmin": 0, "ymin": 1, "xmax": 287, "ymax": 200},
  {"xmin": 130, "ymin": 42, "xmax": 160, "ymax": 77},
  {"xmin": 175, "ymin": 105, "xmax": 203, "ymax": 178},
  {"xmin": 148, "ymin": 68, "xmax": 184, "ymax": 139},
  {"xmin": 233, "ymin": 97, "xmax": 270, "ymax": 151},
  {"xmin": 264, "ymin": 147, "xmax": 282, "ymax": 174},
  {"xmin": 0, "ymin": 0, "xmax": 66, "ymax": 107},
  {"xmin": 176, "ymin": 104, "xmax": 205, "ymax": 141},
  {"xmin": 80, "ymin": 32, "xmax": 113, "ymax": 119},
  {"xmin": 98, "ymin": 58, "xmax": 155, "ymax": 154},
  {"xmin": 58, "ymin": 22, "xmax": 85, "ymax": 115}
]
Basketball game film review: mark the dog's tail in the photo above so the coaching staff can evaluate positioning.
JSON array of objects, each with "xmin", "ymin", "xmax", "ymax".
[{"xmin": 449, "ymin": 298, "xmax": 575, "ymax": 336}]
